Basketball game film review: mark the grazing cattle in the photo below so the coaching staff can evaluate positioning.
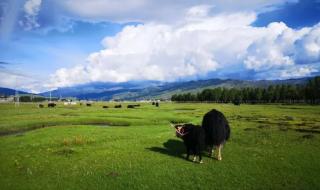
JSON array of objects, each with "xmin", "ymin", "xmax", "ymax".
[
  {"xmin": 38, "ymin": 104, "xmax": 44, "ymax": 108},
  {"xmin": 86, "ymin": 103, "xmax": 92, "ymax": 106},
  {"xmin": 202, "ymin": 109, "xmax": 230, "ymax": 161},
  {"xmin": 173, "ymin": 123, "xmax": 205, "ymax": 163},
  {"xmin": 155, "ymin": 102, "xmax": 159, "ymax": 107},
  {"xmin": 114, "ymin": 104, "xmax": 122, "ymax": 108},
  {"xmin": 173, "ymin": 109, "xmax": 230, "ymax": 162},
  {"xmin": 48, "ymin": 103, "xmax": 56, "ymax": 108},
  {"xmin": 127, "ymin": 104, "xmax": 140, "ymax": 108},
  {"xmin": 152, "ymin": 102, "xmax": 155, "ymax": 105},
  {"xmin": 102, "ymin": 106, "xmax": 109, "ymax": 108}
]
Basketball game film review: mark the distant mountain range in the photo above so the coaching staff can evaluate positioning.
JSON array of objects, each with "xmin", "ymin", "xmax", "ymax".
[
  {"xmin": 0, "ymin": 77, "xmax": 311, "ymax": 100},
  {"xmin": 0, "ymin": 87, "xmax": 29, "ymax": 96}
]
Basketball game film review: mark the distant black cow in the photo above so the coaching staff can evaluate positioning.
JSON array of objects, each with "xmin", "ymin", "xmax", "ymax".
[
  {"xmin": 38, "ymin": 104, "xmax": 44, "ymax": 108},
  {"xmin": 155, "ymin": 102, "xmax": 159, "ymax": 107},
  {"xmin": 114, "ymin": 104, "xmax": 122, "ymax": 108},
  {"xmin": 127, "ymin": 104, "xmax": 140, "ymax": 108},
  {"xmin": 102, "ymin": 105, "xmax": 109, "ymax": 108},
  {"xmin": 202, "ymin": 109, "xmax": 230, "ymax": 160},
  {"xmin": 174, "ymin": 123, "xmax": 205, "ymax": 163},
  {"xmin": 152, "ymin": 102, "xmax": 155, "ymax": 105},
  {"xmin": 86, "ymin": 103, "xmax": 92, "ymax": 106},
  {"xmin": 48, "ymin": 103, "xmax": 56, "ymax": 108}
]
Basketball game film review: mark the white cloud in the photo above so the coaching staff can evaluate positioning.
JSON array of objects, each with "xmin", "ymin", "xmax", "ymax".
[
  {"xmin": 47, "ymin": 10, "xmax": 320, "ymax": 88},
  {"xmin": 0, "ymin": 70, "xmax": 45, "ymax": 93},
  {"xmin": 294, "ymin": 24, "xmax": 320, "ymax": 63},
  {"xmin": 56, "ymin": 0, "xmax": 296, "ymax": 23},
  {"xmin": 280, "ymin": 65, "xmax": 318, "ymax": 79},
  {"xmin": 19, "ymin": 0, "xmax": 42, "ymax": 30}
]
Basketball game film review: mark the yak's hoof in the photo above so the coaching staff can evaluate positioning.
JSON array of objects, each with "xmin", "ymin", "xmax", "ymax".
[
  {"xmin": 217, "ymin": 157, "xmax": 222, "ymax": 161},
  {"xmin": 193, "ymin": 157, "xmax": 197, "ymax": 162},
  {"xmin": 199, "ymin": 160, "xmax": 204, "ymax": 164}
]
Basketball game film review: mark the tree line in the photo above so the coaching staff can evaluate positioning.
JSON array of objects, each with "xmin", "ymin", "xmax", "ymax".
[
  {"xmin": 171, "ymin": 76, "xmax": 320, "ymax": 104},
  {"xmin": 14, "ymin": 96, "xmax": 59, "ymax": 102}
]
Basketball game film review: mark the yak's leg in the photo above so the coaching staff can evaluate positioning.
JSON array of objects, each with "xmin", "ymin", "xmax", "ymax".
[
  {"xmin": 208, "ymin": 145, "xmax": 214, "ymax": 157},
  {"xmin": 217, "ymin": 144, "xmax": 222, "ymax": 161},
  {"xmin": 192, "ymin": 149, "xmax": 197, "ymax": 162},
  {"xmin": 194, "ymin": 146, "xmax": 203, "ymax": 164},
  {"xmin": 186, "ymin": 147, "xmax": 191, "ymax": 160},
  {"xmin": 198, "ymin": 149, "xmax": 203, "ymax": 164},
  {"xmin": 211, "ymin": 146, "xmax": 215, "ymax": 158}
]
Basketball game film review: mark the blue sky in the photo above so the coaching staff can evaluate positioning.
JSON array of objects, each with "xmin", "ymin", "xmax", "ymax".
[{"xmin": 0, "ymin": 0, "xmax": 319, "ymax": 92}]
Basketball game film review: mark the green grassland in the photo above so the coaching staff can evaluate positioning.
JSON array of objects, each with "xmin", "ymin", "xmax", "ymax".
[{"xmin": 0, "ymin": 102, "xmax": 319, "ymax": 190}]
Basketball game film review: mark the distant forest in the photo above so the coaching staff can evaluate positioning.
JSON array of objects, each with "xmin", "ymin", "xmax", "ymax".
[{"xmin": 171, "ymin": 76, "xmax": 320, "ymax": 104}]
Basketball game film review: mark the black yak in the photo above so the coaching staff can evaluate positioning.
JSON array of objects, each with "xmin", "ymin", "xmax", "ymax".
[
  {"xmin": 155, "ymin": 102, "xmax": 159, "ymax": 107},
  {"xmin": 38, "ymin": 104, "xmax": 44, "ymax": 108},
  {"xmin": 202, "ymin": 109, "xmax": 230, "ymax": 160},
  {"xmin": 102, "ymin": 106, "xmax": 109, "ymax": 108},
  {"xmin": 86, "ymin": 103, "xmax": 92, "ymax": 106},
  {"xmin": 173, "ymin": 123, "xmax": 205, "ymax": 163},
  {"xmin": 48, "ymin": 103, "xmax": 56, "ymax": 107},
  {"xmin": 114, "ymin": 104, "xmax": 122, "ymax": 108},
  {"xmin": 128, "ymin": 104, "xmax": 140, "ymax": 108}
]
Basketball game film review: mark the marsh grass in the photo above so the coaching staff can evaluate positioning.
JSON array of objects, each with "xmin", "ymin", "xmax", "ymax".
[{"xmin": 0, "ymin": 103, "xmax": 319, "ymax": 189}]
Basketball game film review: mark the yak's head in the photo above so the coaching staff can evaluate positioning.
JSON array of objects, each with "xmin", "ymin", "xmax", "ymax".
[{"xmin": 171, "ymin": 123, "xmax": 194, "ymax": 138}]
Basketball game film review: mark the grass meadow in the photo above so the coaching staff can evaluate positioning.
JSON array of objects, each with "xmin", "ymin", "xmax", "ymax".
[{"xmin": 0, "ymin": 102, "xmax": 319, "ymax": 190}]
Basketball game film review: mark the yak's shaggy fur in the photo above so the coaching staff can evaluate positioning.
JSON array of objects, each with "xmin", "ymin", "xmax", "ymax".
[
  {"xmin": 202, "ymin": 109, "xmax": 230, "ymax": 160},
  {"xmin": 202, "ymin": 109, "xmax": 230, "ymax": 146}
]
